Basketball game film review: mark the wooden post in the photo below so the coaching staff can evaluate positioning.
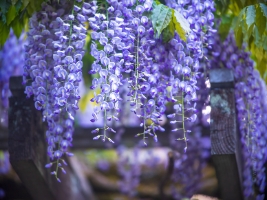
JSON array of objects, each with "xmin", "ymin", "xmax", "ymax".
[
  {"xmin": 0, "ymin": 126, "xmax": 8, "ymax": 150},
  {"xmin": 209, "ymin": 68, "xmax": 244, "ymax": 200},
  {"xmin": 8, "ymin": 76, "xmax": 96, "ymax": 200}
]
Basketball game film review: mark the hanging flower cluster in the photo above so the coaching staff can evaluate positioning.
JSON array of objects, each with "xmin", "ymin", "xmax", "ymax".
[
  {"xmin": 24, "ymin": 0, "xmax": 96, "ymax": 181},
  {"xmin": 88, "ymin": 0, "xmax": 167, "ymax": 145},
  {"xmin": 88, "ymin": 0, "xmax": 216, "ymax": 149},
  {"xmin": 23, "ymin": 0, "xmax": 217, "ymax": 181},
  {"xmin": 116, "ymin": 145, "xmax": 141, "ymax": 197},
  {"xmin": 163, "ymin": 0, "xmax": 215, "ymax": 151}
]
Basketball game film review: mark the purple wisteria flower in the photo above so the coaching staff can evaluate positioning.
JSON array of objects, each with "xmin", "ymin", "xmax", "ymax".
[{"xmin": 24, "ymin": 0, "xmax": 97, "ymax": 180}]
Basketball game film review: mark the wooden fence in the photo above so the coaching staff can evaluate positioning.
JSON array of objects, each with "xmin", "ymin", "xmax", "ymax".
[{"xmin": 0, "ymin": 69, "xmax": 253, "ymax": 200}]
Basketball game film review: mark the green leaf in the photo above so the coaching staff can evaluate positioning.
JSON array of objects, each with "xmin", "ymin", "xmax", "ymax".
[
  {"xmin": 255, "ymin": 4, "xmax": 266, "ymax": 36},
  {"xmin": 260, "ymin": 3, "xmax": 267, "ymax": 18},
  {"xmin": 153, "ymin": 0, "xmax": 161, "ymax": 5},
  {"xmin": 27, "ymin": 0, "xmax": 43, "ymax": 16},
  {"xmin": 11, "ymin": 0, "xmax": 18, "ymax": 5},
  {"xmin": 172, "ymin": 9, "xmax": 191, "ymax": 41},
  {"xmin": 7, "ymin": 5, "xmax": 17, "ymax": 25},
  {"xmin": 235, "ymin": 3, "xmax": 246, "ymax": 22},
  {"xmin": 0, "ymin": 1, "xmax": 11, "ymax": 23},
  {"xmin": 15, "ymin": 0, "xmax": 22, "ymax": 11},
  {"xmin": 246, "ymin": 24, "xmax": 254, "ymax": 46},
  {"xmin": 214, "ymin": 0, "xmax": 230, "ymax": 15},
  {"xmin": 11, "ymin": 16, "xmax": 24, "ymax": 37},
  {"xmin": 151, "ymin": 4, "xmax": 172, "ymax": 38},
  {"xmin": 239, "ymin": 0, "xmax": 246, "ymax": 7},
  {"xmin": 262, "ymin": 35, "xmax": 267, "ymax": 51},
  {"xmin": 0, "ymin": 22, "xmax": 10, "ymax": 46},
  {"xmin": 228, "ymin": 1, "xmax": 242, "ymax": 15},
  {"xmin": 253, "ymin": 25, "xmax": 261, "ymax": 47},
  {"xmin": 162, "ymin": 20, "xmax": 175, "ymax": 43},
  {"xmin": 233, "ymin": 7, "xmax": 245, "ymax": 47},
  {"xmin": 251, "ymin": 41, "xmax": 264, "ymax": 63},
  {"xmin": 246, "ymin": 5, "xmax": 256, "ymax": 29},
  {"xmin": 257, "ymin": 58, "xmax": 267, "ymax": 82},
  {"xmin": 22, "ymin": 0, "xmax": 30, "ymax": 10},
  {"xmin": 219, "ymin": 15, "xmax": 234, "ymax": 41},
  {"xmin": 235, "ymin": 25, "xmax": 243, "ymax": 47}
]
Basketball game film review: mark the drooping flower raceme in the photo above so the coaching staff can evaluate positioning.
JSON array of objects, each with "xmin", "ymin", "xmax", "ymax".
[
  {"xmin": 149, "ymin": 1, "xmax": 215, "ymax": 198},
  {"xmin": 24, "ymin": 0, "xmax": 96, "ymax": 181},
  {"xmin": 124, "ymin": 0, "xmax": 169, "ymax": 145},
  {"xmin": 162, "ymin": 0, "xmax": 215, "ymax": 151},
  {"xmin": 89, "ymin": 0, "xmax": 166, "ymax": 145},
  {"xmin": 117, "ymin": 145, "xmax": 141, "ymax": 197},
  {"xmin": 88, "ymin": 2, "xmax": 126, "ymax": 143}
]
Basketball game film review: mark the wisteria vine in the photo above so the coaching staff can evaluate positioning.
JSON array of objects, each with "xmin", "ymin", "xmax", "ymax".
[
  {"xmin": 24, "ymin": 0, "xmax": 96, "ymax": 181},
  {"xmin": 17, "ymin": 2, "xmax": 267, "ymax": 200},
  {"xmin": 22, "ymin": 0, "xmax": 216, "ymax": 182}
]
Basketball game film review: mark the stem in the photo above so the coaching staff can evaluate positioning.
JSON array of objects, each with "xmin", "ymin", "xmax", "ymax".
[
  {"xmin": 143, "ymin": 100, "xmax": 146, "ymax": 144},
  {"xmin": 55, "ymin": 158, "xmax": 59, "ymax": 178},
  {"xmin": 68, "ymin": 9, "xmax": 74, "ymax": 46},
  {"xmin": 181, "ymin": 75, "xmax": 187, "ymax": 150},
  {"xmin": 45, "ymin": 81, "xmax": 48, "ymax": 120},
  {"xmin": 104, "ymin": 108, "xmax": 107, "ymax": 140},
  {"xmin": 246, "ymin": 102, "xmax": 251, "ymax": 152},
  {"xmin": 102, "ymin": 4, "xmax": 109, "ymax": 141},
  {"xmin": 133, "ymin": 32, "xmax": 140, "ymax": 104},
  {"xmin": 54, "ymin": 5, "xmax": 75, "ymax": 177},
  {"xmin": 106, "ymin": 3, "xmax": 108, "ymax": 21}
]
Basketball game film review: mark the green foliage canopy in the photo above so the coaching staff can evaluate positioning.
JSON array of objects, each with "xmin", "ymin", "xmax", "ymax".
[
  {"xmin": 0, "ymin": 0, "xmax": 44, "ymax": 45},
  {"xmin": 216, "ymin": 0, "xmax": 267, "ymax": 82},
  {"xmin": 151, "ymin": 1, "xmax": 191, "ymax": 42}
]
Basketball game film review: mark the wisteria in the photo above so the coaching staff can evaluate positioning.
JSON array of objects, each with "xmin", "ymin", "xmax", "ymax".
[
  {"xmin": 88, "ymin": 0, "xmax": 167, "ymax": 145},
  {"xmin": 170, "ymin": 137, "xmax": 208, "ymax": 199},
  {"xmin": 88, "ymin": 0, "xmax": 216, "ymax": 151},
  {"xmin": 0, "ymin": 30, "xmax": 25, "ymax": 127},
  {"xmin": 86, "ymin": 0, "xmax": 216, "ymax": 196},
  {"xmin": 168, "ymin": 75, "xmax": 210, "ymax": 199},
  {"xmin": 116, "ymin": 145, "xmax": 141, "ymax": 197},
  {"xmin": 210, "ymin": 31, "xmax": 267, "ymax": 199},
  {"xmin": 158, "ymin": 0, "xmax": 215, "ymax": 151},
  {"xmin": 157, "ymin": 0, "xmax": 216, "ymax": 197},
  {"xmin": 23, "ymin": 0, "xmax": 96, "ymax": 181},
  {"xmin": 1, "ymin": 1, "xmax": 264, "ymax": 199}
]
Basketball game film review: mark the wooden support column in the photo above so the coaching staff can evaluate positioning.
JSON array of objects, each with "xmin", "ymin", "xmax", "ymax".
[
  {"xmin": 209, "ymin": 68, "xmax": 244, "ymax": 200},
  {"xmin": 8, "ymin": 76, "xmax": 95, "ymax": 200}
]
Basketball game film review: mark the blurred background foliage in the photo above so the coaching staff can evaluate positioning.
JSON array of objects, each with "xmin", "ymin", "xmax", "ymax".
[
  {"xmin": 215, "ymin": 0, "xmax": 267, "ymax": 82},
  {"xmin": 0, "ymin": 0, "xmax": 44, "ymax": 44}
]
